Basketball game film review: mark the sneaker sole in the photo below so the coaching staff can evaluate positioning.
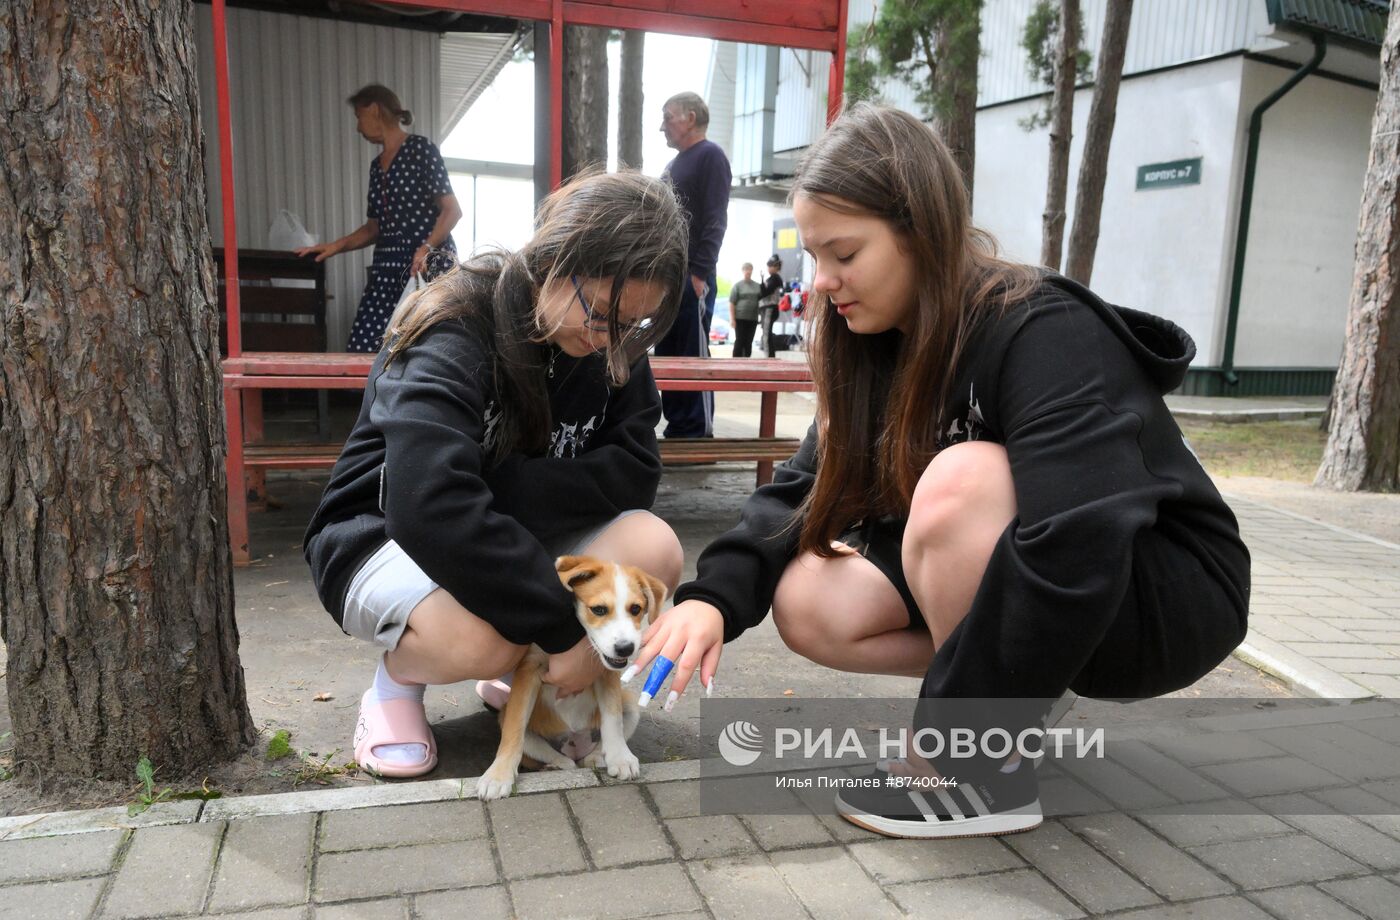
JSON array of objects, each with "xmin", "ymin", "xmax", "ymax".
[{"xmin": 834, "ymin": 795, "xmax": 1042, "ymax": 840}]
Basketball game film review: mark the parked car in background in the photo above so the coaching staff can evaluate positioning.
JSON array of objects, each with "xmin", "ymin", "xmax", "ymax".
[{"xmin": 709, "ymin": 315, "xmax": 732, "ymax": 345}]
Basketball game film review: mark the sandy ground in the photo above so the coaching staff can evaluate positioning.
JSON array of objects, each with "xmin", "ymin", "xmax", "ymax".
[{"xmin": 0, "ymin": 390, "xmax": 1338, "ymax": 817}]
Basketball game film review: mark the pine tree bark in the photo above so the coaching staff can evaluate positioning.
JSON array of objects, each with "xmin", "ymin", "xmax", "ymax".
[
  {"xmin": 618, "ymin": 30, "xmax": 645, "ymax": 170},
  {"xmin": 1040, "ymin": 0, "xmax": 1078, "ymax": 271},
  {"xmin": 0, "ymin": 1, "xmax": 256, "ymax": 780},
  {"xmin": 1316, "ymin": 5, "xmax": 1400, "ymax": 492},
  {"xmin": 562, "ymin": 25, "xmax": 610, "ymax": 179},
  {"xmin": 1065, "ymin": 0, "xmax": 1132, "ymax": 284},
  {"xmin": 934, "ymin": 15, "xmax": 981, "ymax": 200}
]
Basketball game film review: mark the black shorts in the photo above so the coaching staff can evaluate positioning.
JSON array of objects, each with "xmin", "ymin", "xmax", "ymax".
[
  {"xmin": 837, "ymin": 517, "xmax": 924, "ymax": 630},
  {"xmin": 839, "ymin": 517, "xmax": 1247, "ymax": 699}
]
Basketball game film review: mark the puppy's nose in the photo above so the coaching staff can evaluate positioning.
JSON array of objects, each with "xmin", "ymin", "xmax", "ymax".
[{"xmin": 614, "ymin": 641, "xmax": 635, "ymax": 658}]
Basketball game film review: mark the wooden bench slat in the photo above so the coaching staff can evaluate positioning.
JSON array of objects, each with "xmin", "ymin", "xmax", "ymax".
[{"xmin": 243, "ymin": 438, "xmax": 800, "ymax": 469}]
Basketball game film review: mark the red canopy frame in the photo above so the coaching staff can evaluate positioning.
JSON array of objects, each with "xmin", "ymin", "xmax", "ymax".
[
  {"xmin": 210, "ymin": 0, "xmax": 846, "ymax": 564},
  {"xmin": 209, "ymin": 0, "xmax": 848, "ymax": 355}
]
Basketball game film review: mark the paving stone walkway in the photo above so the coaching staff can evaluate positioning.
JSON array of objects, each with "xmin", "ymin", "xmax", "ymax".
[
  {"xmin": 3, "ymin": 715, "xmax": 1400, "ymax": 920},
  {"xmin": 1228, "ymin": 494, "xmax": 1400, "ymax": 700}
]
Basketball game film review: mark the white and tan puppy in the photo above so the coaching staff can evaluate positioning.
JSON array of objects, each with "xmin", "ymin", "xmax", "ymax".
[{"xmin": 476, "ymin": 555, "xmax": 668, "ymax": 800}]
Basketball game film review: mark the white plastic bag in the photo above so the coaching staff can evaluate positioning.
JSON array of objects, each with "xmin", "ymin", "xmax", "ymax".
[
  {"xmin": 391, "ymin": 272, "xmax": 425, "ymax": 321},
  {"xmin": 268, "ymin": 209, "xmax": 316, "ymax": 251}
]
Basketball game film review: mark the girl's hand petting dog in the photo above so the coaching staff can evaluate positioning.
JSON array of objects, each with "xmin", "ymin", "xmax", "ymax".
[
  {"xmin": 543, "ymin": 637, "xmax": 608, "ymax": 698},
  {"xmin": 630, "ymin": 600, "xmax": 725, "ymax": 707}
]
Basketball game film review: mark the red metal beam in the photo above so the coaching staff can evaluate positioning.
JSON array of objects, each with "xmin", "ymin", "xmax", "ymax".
[
  {"xmin": 212, "ymin": 0, "xmax": 241, "ymax": 357},
  {"xmin": 369, "ymin": 0, "xmax": 842, "ymax": 51},
  {"xmin": 562, "ymin": 2, "xmax": 838, "ymax": 51},
  {"xmin": 828, "ymin": 0, "xmax": 848, "ymax": 124},
  {"xmin": 551, "ymin": 0, "xmax": 564, "ymax": 188}
]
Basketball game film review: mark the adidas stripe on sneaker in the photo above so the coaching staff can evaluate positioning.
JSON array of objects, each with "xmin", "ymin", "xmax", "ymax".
[{"xmin": 834, "ymin": 760, "xmax": 1042, "ymax": 839}]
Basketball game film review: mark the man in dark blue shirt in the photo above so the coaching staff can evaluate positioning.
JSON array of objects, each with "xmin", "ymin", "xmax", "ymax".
[{"xmin": 657, "ymin": 91, "xmax": 731, "ymax": 438}]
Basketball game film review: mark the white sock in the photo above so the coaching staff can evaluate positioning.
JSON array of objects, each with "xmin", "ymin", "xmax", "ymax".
[
  {"xmin": 369, "ymin": 656, "xmax": 426, "ymax": 703},
  {"xmin": 366, "ymin": 657, "xmax": 428, "ymax": 765}
]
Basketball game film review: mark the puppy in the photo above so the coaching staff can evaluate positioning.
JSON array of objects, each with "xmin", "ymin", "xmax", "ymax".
[{"xmin": 476, "ymin": 555, "xmax": 667, "ymax": 800}]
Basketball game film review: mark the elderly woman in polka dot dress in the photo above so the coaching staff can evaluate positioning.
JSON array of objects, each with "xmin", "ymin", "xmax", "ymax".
[{"xmin": 297, "ymin": 84, "xmax": 462, "ymax": 352}]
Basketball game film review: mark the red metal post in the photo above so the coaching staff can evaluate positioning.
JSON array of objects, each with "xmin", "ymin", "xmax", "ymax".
[
  {"xmin": 550, "ymin": 0, "xmax": 564, "ymax": 189},
  {"xmin": 224, "ymin": 382, "xmax": 250, "ymax": 566},
  {"xmin": 757, "ymin": 391, "xmax": 778, "ymax": 485},
  {"xmin": 828, "ymin": 0, "xmax": 848, "ymax": 125},
  {"xmin": 211, "ymin": 0, "xmax": 241, "ymax": 356}
]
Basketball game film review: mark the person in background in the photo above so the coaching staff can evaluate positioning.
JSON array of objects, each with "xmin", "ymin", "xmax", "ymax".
[
  {"xmin": 758, "ymin": 255, "xmax": 785, "ymax": 357},
  {"xmin": 727, "ymin": 262, "xmax": 762, "ymax": 358},
  {"xmin": 296, "ymin": 84, "xmax": 462, "ymax": 352},
  {"xmin": 655, "ymin": 91, "xmax": 731, "ymax": 437}
]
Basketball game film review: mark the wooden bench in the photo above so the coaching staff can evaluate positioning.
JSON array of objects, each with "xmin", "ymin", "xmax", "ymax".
[
  {"xmin": 215, "ymin": 248, "xmax": 331, "ymax": 440},
  {"xmin": 222, "ymin": 353, "xmax": 811, "ymax": 565}
]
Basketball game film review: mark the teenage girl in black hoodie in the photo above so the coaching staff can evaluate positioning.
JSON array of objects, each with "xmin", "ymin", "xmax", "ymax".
[
  {"xmin": 626, "ymin": 104, "xmax": 1251, "ymax": 838},
  {"xmin": 305, "ymin": 172, "xmax": 689, "ymax": 777}
]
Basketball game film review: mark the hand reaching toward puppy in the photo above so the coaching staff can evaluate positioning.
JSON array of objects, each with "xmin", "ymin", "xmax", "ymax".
[{"xmin": 624, "ymin": 600, "xmax": 724, "ymax": 710}]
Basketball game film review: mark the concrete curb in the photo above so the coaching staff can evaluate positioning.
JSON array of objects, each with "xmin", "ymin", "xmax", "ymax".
[
  {"xmin": 1233, "ymin": 632, "xmax": 1378, "ymax": 702},
  {"xmin": 0, "ymin": 799, "xmax": 202, "ymax": 842},
  {"xmin": 1171, "ymin": 408, "xmax": 1324, "ymax": 424},
  {"xmin": 0, "ymin": 761, "xmax": 706, "ymax": 840}
]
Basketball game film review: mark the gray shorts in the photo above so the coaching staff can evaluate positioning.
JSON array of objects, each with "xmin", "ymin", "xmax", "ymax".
[{"xmin": 341, "ymin": 510, "xmax": 649, "ymax": 650}]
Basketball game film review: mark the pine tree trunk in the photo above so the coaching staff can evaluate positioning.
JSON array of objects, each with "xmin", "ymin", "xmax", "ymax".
[
  {"xmin": 0, "ymin": 0, "xmax": 256, "ymax": 781},
  {"xmin": 1065, "ymin": 0, "xmax": 1132, "ymax": 284},
  {"xmin": 1040, "ymin": 0, "xmax": 1078, "ymax": 271},
  {"xmin": 563, "ymin": 25, "xmax": 610, "ymax": 179},
  {"xmin": 618, "ymin": 30, "xmax": 645, "ymax": 170},
  {"xmin": 935, "ymin": 14, "xmax": 981, "ymax": 200},
  {"xmin": 1316, "ymin": 5, "xmax": 1400, "ymax": 492}
]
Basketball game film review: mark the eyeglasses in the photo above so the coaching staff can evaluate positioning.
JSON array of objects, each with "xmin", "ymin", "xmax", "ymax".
[{"xmin": 571, "ymin": 275, "xmax": 653, "ymax": 340}]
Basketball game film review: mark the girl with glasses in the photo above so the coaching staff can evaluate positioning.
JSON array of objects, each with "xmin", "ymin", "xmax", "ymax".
[{"xmin": 305, "ymin": 172, "xmax": 689, "ymax": 777}]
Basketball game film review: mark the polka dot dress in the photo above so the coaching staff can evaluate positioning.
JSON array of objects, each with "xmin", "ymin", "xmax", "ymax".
[{"xmin": 347, "ymin": 135, "xmax": 458, "ymax": 352}]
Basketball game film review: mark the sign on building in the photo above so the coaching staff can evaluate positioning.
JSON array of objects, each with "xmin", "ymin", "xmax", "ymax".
[{"xmin": 1136, "ymin": 158, "xmax": 1203, "ymax": 191}]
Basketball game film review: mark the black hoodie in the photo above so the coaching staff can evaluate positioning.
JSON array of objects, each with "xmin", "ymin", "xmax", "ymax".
[
  {"xmin": 304, "ymin": 318, "xmax": 662, "ymax": 654},
  {"xmin": 672, "ymin": 274, "xmax": 1251, "ymax": 699}
]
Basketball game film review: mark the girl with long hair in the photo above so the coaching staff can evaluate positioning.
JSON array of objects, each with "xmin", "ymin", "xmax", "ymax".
[
  {"xmin": 305, "ymin": 171, "xmax": 689, "ymax": 777},
  {"xmin": 630, "ymin": 103, "xmax": 1250, "ymax": 838}
]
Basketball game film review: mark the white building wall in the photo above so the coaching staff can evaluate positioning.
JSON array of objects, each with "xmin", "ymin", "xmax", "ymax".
[
  {"xmin": 193, "ymin": 5, "xmax": 439, "ymax": 349},
  {"xmin": 973, "ymin": 55, "xmax": 1250, "ymax": 364},
  {"xmin": 847, "ymin": 0, "xmax": 1268, "ymax": 113},
  {"xmin": 1233, "ymin": 60, "xmax": 1373, "ymax": 367}
]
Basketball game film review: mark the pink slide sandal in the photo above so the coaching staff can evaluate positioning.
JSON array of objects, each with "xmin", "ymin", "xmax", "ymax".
[
  {"xmin": 475, "ymin": 677, "xmax": 512, "ymax": 713},
  {"xmin": 353, "ymin": 689, "xmax": 438, "ymax": 778}
]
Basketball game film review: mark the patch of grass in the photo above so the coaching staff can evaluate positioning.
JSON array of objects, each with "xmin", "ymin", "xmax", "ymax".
[
  {"xmin": 290, "ymin": 749, "xmax": 359, "ymax": 787},
  {"xmin": 265, "ymin": 729, "xmax": 293, "ymax": 761},
  {"xmin": 127, "ymin": 758, "xmax": 223, "ymax": 816},
  {"xmin": 0, "ymin": 732, "xmax": 12, "ymax": 782},
  {"xmin": 1179, "ymin": 420, "xmax": 1326, "ymax": 482},
  {"xmin": 128, "ymin": 756, "xmax": 173, "ymax": 816}
]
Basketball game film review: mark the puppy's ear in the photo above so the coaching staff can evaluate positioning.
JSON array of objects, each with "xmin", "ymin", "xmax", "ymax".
[
  {"xmin": 640, "ymin": 572, "xmax": 669, "ymax": 619},
  {"xmin": 556, "ymin": 555, "xmax": 603, "ymax": 591}
]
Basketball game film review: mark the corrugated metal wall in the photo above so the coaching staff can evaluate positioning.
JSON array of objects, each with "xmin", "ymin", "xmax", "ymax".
[
  {"xmin": 707, "ymin": 41, "xmax": 739, "ymax": 160},
  {"xmin": 193, "ymin": 5, "xmax": 439, "ymax": 350},
  {"xmin": 773, "ymin": 47, "xmax": 831, "ymax": 152}
]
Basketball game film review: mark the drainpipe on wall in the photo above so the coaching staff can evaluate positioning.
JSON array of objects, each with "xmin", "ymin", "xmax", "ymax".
[{"xmin": 1221, "ymin": 34, "xmax": 1326, "ymax": 386}]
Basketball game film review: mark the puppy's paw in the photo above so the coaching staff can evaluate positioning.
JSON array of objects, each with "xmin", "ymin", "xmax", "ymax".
[
  {"xmin": 476, "ymin": 766, "xmax": 516, "ymax": 800},
  {"xmin": 580, "ymin": 750, "xmax": 605, "ymax": 769},
  {"xmin": 607, "ymin": 750, "xmax": 640, "ymax": 781},
  {"xmin": 540, "ymin": 753, "xmax": 576, "ymax": 771}
]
